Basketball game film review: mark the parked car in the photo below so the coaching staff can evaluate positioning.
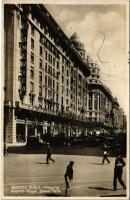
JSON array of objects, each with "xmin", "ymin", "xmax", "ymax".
[
  {"xmin": 87, "ymin": 135, "xmax": 101, "ymax": 146},
  {"xmin": 71, "ymin": 136, "xmax": 87, "ymax": 146},
  {"xmin": 26, "ymin": 136, "xmax": 40, "ymax": 150},
  {"xmin": 51, "ymin": 135, "xmax": 65, "ymax": 146}
]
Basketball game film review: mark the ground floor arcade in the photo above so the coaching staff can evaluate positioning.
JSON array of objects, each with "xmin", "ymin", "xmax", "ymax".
[{"xmin": 4, "ymin": 108, "xmax": 113, "ymax": 144}]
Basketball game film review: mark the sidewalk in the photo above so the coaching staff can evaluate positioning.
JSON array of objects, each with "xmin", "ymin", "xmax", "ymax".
[{"xmin": 4, "ymin": 153, "xmax": 127, "ymax": 197}]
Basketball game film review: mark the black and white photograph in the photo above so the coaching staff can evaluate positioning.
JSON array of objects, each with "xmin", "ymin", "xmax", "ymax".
[{"xmin": 2, "ymin": 0, "xmax": 129, "ymax": 199}]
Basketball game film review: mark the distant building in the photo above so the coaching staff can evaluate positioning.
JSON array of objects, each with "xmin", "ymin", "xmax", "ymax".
[
  {"xmin": 4, "ymin": 4, "xmax": 122, "ymax": 144},
  {"xmin": 117, "ymin": 108, "xmax": 127, "ymax": 133}
]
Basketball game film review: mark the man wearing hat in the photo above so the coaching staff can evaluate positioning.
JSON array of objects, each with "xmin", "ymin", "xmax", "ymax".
[
  {"xmin": 113, "ymin": 155, "xmax": 126, "ymax": 191},
  {"xmin": 64, "ymin": 161, "xmax": 74, "ymax": 197},
  {"xmin": 102, "ymin": 144, "xmax": 110, "ymax": 164},
  {"xmin": 46, "ymin": 143, "xmax": 55, "ymax": 164}
]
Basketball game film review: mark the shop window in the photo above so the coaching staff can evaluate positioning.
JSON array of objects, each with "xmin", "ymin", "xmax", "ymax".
[{"xmin": 16, "ymin": 124, "xmax": 26, "ymax": 143}]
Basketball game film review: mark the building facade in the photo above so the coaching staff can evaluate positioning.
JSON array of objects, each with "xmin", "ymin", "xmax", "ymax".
[
  {"xmin": 4, "ymin": 4, "xmax": 120, "ymax": 144},
  {"xmin": 70, "ymin": 33, "xmax": 119, "ymax": 135}
]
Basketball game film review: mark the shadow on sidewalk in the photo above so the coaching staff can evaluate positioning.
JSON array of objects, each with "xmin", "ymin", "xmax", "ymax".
[
  {"xmin": 88, "ymin": 186, "xmax": 113, "ymax": 191},
  {"xmin": 35, "ymin": 162, "xmax": 48, "ymax": 164},
  {"xmin": 91, "ymin": 163, "xmax": 103, "ymax": 165}
]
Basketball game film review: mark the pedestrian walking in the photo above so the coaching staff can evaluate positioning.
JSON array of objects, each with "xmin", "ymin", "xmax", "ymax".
[
  {"xmin": 113, "ymin": 155, "xmax": 126, "ymax": 191},
  {"xmin": 64, "ymin": 161, "xmax": 74, "ymax": 197},
  {"xmin": 102, "ymin": 144, "xmax": 110, "ymax": 164},
  {"xmin": 46, "ymin": 143, "xmax": 55, "ymax": 164}
]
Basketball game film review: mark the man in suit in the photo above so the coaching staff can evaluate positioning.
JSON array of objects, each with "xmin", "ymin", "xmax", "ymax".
[
  {"xmin": 102, "ymin": 144, "xmax": 110, "ymax": 164},
  {"xmin": 46, "ymin": 143, "xmax": 55, "ymax": 164},
  {"xmin": 64, "ymin": 161, "xmax": 74, "ymax": 197},
  {"xmin": 113, "ymin": 155, "xmax": 126, "ymax": 191}
]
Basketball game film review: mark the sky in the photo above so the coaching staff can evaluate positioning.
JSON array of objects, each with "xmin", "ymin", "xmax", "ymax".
[{"xmin": 45, "ymin": 3, "xmax": 129, "ymax": 115}]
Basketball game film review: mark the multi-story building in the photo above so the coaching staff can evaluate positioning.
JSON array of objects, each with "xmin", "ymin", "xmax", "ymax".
[
  {"xmin": 70, "ymin": 33, "xmax": 120, "ymax": 135},
  {"xmin": 4, "ymin": 4, "xmax": 120, "ymax": 144}
]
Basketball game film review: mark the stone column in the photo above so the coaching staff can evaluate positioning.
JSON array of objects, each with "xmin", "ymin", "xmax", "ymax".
[
  {"xmin": 49, "ymin": 121, "xmax": 52, "ymax": 135},
  {"xmin": 97, "ymin": 94, "xmax": 99, "ymax": 111},
  {"xmin": 34, "ymin": 120, "xmax": 37, "ymax": 136},
  {"xmin": 92, "ymin": 93, "xmax": 95, "ymax": 120},
  {"xmin": 87, "ymin": 92, "xmax": 89, "ymax": 117},
  {"xmin": 92, "ymin": 93, "xmax": 95, "ymax": 111},
  {"xmin": 97, "ymin": 94, "xmax": 100, "ymax": 121},
  {"xmin": 42, "ymin": 121, "xmax": 45, "ymax": 135},
  {"xmin": 25, "ymin": 118, "xmax": 28, "ymax": 142},
  {"xmin": 6, "ymin": 110, "xmax": 16, "ymax": 144},
  {"xmin": 34, "ymin": 127, "xmax": 37, "ymax": 137}
]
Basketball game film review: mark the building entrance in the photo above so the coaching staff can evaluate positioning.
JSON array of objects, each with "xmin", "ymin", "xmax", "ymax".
[{"xmin": 16, "ymin": 124, "xmax": 25, "ymax": 143}]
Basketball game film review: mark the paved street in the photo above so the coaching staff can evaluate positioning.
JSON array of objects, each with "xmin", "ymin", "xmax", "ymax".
[{"xmin": 4, "ymin": 153, "xmax": 127, "ymax": 197}]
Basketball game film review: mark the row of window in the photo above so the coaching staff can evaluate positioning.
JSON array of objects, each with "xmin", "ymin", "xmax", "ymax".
[
  {"xmin": 23, "ymin": 13, "xmax": 112, "ymax": 114},
  {"xmin": 30, "ymin": 67, "xmax": 70, "ymax": 88},
  {"xmin": 31, "ymin": 22, "xmax": 71, "ymax": 67},
  {"xmin": 29, "ymin": 23, "xmax": 106, "ymax": 107},
  {"xmin": 30, "ymin": 53, "xmax": 43, "ymax": 69},
  {"xmin": 30, "ymin": 66, "xmax": 87, "ymax": 98},
  {"xmin": 88, "ymin": 93, "xmax": 111, "ymax": 110},
  {"xmin": 30, "ymin": 86, "xmax": 111, "ymax": 114},
  {"xmin": 30, "ymin": 37, "xmax": 85, "ymax": 89},
  {"xmin": 30, "ymin": 13, "xmax": 70, "ymax": 58},
  {"xmin": 30, "ymin": 81, "xmax": 75, "ymax": 100},
  {"xmin": 30, "ymin": 81, "xmax": 111, "ymax": 109}
]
